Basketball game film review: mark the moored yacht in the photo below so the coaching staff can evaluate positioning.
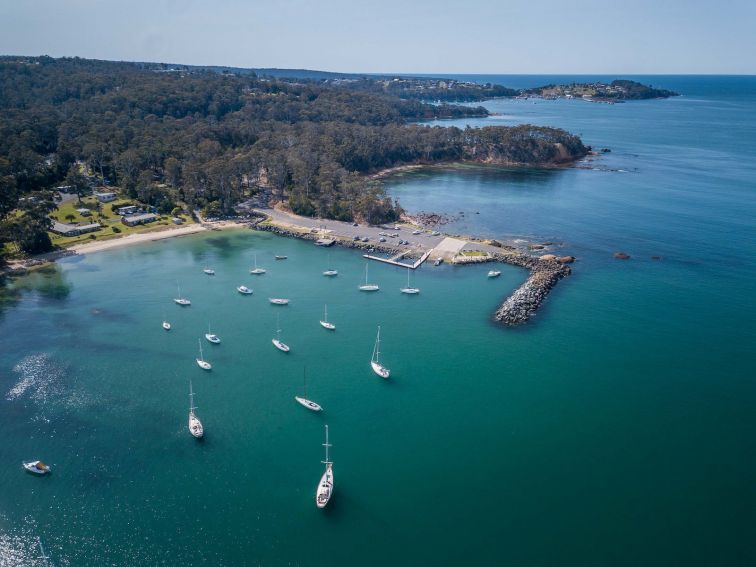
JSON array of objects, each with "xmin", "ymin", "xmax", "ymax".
[
  {"xmin": 250, "ymin": 254, "xmax": 266, "ymax": 275},
  {"xmin": 358, "ymin": 263, "xmax": 379, "ymax": 291},
  {"xmin": 174, "ymin": 283, "xmax": 191, "ymax": 305},
  {"xmin": 272, "ymin": 315, "xmax": 290, "ymax": 352},
  {"xmin": 323, "ymin": 254, "xmax": 338, "ymax": 276},
  {"xmin": 269, "ymin": 298, "xmax": 289, "ymax": 305},
  {"xmin": 205, "ymin": 323, "xmax": 220, "ymax": 344},
  {"xmin": 196, "ymin": 339, "xmax": 212, "ymax": 370},
  {"xmin": 319, "ymin": 304, "xmax": 335, "ymax": 330},
  {"xmin": 188, "ymin": 381, "xmax": 204, "ymax": 438},
  {"xmin": 237, "ymin": 285, "xmax": 253, "ymax": 294},
  {"xmin": 487, "ymin": 270, "xmax": 501, "ymax": 278},
  {"xmin": 315, "ymin": 425, "xmax": 333, "ymax": 509},
  {"xmin": 370, "ymin": 326, "xmax": 390, "ymax": 378},
  {"xmin": 400, "ymin": 268, "xmax": 420, "ymax": 294},
  {"xmin": 295, "ymin": 368, "xmax": 323, "ymax": 411},
  {"xmin": 203, "ymin": 268, "xmax": 215, "ymax": 275}
]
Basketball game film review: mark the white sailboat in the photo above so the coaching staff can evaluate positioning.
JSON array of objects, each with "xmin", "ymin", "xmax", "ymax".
[
  {"xmin": 275, "ymin": 255, "xmax": 288, "ymax": 260},
  {"xmin": 250, "ymin": 253, "xmax": 266, "ymax": 275},
  {"xmin": 272, "ymin": 315, "xmax": 290, "ymax": 352},
  {"xmin": 188, "ymin": 381, "xmax": 204, "ymax": 438},
  {"xmin": 269, "ymin": 298, "xmax": 290, "ymax": 305},
  {"xmin": 174, "ymin": 283, "xmax": 191, "ymax": 305},
  {"xmin": 323, "ymin": 254, "xmax": 338, "ymax": 276},
  {"xmin": 315, "ymin": 425, "xmax": 334, "ymax": 509},
  {"xmin": 196, "ymin": 338, "xmax": 212, "ymax": 370},
  {"xmin": 205, "ymin": 323, "xmax": 220, "ymax": 344},
  {"xmin": 400, "ymin": 268, "xmax": 420, "ymax": 294},
  {"xmin": 295, "ymin": 368, "xmax": 323, "ymax": 411},
  {"xmin": 358, "ymin": 263, "xmax": 379, "ymax": 291},
  {"xmin": 203, "ymin": 268, "xmax": 215, "ymax": 275},
  {"xmin": 487, "ymin": 270, "xmax": 501, "ymax": 278},
  {"xmin": 370, "ymin": 326, "xmax": 390, "ymax": 378},
  {"xmin": 237, "ymin": 285, "xmax": 253, "ymax": 294},
  {"xmin": 319, "ymin": 304, "xmax": 335, "ymax": 330}
]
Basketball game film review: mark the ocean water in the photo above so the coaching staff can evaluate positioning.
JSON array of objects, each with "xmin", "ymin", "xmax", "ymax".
[{"xmin": 1, "ymin": 76, "xmax": 755, "ymax": 566}]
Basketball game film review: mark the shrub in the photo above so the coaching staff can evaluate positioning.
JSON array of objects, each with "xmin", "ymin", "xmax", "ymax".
[{"xmin": 112, "ymin": 226, "xmax": 121, "ymax": 233}]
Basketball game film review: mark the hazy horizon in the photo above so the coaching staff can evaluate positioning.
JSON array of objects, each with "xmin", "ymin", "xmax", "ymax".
[{"xmin": 1, "ymin": 0, "xmax": 755, "ymax": 75}]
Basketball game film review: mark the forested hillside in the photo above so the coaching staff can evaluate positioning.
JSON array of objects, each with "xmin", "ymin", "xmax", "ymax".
[{"xmin": 0, "ymin": 56, "xmax": 588, "ymax": 257}]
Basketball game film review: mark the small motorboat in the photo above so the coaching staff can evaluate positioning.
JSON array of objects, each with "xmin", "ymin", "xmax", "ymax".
[
  {"xmin": 269, "ymin": 298, "xmax": 290, "ymax": 305},
  {"xmin": 237, "ymin": 285, "xmax": 253, "ymax": 295},
  {"xmin": 434, "ymin": 258, "xmax": 443, "ymax": 266},
  {"xmin": 323, "ymin": 270, "xmax": 338, "ymax": 277},
  {"xmin": 487, "ymin": 270, "xmax": 502, "ymax": 278},
  {"xmin": 23, "ymin": 461, "xmax": 51, "ymax": 475},
  {"xmin": 162, "ymin": 320, "xmax": 171, "ymax": 331},
  {"xmin": 203, "ymin": 268, "xmax": 215, "ymax": 275},
  {"xmin": 275, "ymin": 255, "xmax": 288, "ymax": 260}
]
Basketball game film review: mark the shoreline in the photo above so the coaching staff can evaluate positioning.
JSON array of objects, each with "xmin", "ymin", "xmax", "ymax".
[
  {"xmin": 2, "ymin": 220, "xmax": 246, "ymax": 275},
  {"xmin": 369, "ymin": 157, "xmax": 589, "ymax": 181}
]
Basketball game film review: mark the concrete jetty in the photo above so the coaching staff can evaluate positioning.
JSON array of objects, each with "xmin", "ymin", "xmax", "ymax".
[{"xmin": 363, "ymin": 249, "xmax": 433, "ymax": 269}]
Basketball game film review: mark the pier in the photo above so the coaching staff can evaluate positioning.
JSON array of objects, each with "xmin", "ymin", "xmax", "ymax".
[{"xmin": 362, "ymin": 249, "xmax": 433, "ymax": 269}]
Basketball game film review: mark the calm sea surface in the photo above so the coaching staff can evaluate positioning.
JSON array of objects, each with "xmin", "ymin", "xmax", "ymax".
[{"xmin": 1, "ymin": 76, "xmax": 755, "ymax": 566}]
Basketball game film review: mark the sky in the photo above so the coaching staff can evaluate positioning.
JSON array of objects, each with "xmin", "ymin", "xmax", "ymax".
[{"xmin": 1, "ymin": 0, "xmax": 755, "ymax": 74}]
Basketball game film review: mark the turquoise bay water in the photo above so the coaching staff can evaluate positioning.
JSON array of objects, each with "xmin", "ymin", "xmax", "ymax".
[{"xmin": 2, "ymin": 76, "xmax": 756, "ymax": 565}]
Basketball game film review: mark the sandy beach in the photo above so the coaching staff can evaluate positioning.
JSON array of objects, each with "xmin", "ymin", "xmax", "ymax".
[{"xmin": 4, "ymin": 221, "xmax": 247, "ymax": 273}]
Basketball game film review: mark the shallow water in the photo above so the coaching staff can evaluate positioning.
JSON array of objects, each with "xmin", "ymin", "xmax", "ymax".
[{"xmin": 1, "ymin": 76, "xmax": 755, "ymax": 566}]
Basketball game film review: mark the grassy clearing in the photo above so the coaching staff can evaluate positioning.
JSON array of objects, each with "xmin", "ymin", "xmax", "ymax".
[{"xmin": 48, "ymin": 196, "xmax": 194, "ymax": 248}]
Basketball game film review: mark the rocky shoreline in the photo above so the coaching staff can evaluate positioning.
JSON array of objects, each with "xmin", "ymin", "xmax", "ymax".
[{"xmin": 254, "ymin": 219, "xmax": 571, "ymax": 327}]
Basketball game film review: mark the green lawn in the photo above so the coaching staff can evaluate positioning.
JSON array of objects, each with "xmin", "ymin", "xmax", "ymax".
[{"xmin": 48, "ymin": 196, "xmax": 194, "ymax": 248}]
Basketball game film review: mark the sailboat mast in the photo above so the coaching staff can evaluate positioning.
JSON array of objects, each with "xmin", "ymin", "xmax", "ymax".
[{"xmin": 322, "ymin": 424, "xmax": 331, "ymax": 465}]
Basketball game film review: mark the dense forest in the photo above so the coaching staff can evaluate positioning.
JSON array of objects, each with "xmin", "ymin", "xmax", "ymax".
[{"xmin": 0, "ymin": 56, "xmax": 588, "ymax": 257}]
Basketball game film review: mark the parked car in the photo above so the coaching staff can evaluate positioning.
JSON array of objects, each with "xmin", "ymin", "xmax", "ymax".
[{"xmin": 379, "ymin": 237, "xmax": 386, "ymax": 242}]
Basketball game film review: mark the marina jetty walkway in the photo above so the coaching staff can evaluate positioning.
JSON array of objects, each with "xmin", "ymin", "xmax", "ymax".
[{"xmin": 251, "ymin": 207, "xmax": 571, "ymax": 326}]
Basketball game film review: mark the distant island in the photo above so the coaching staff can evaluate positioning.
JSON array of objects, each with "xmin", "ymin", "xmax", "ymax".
[
  {"xmin": 0, "ymin": 56, "xmax": 588, "ymax": 260},
  {"xmin": 520, "ymin": 79, "xmax": 680, "ymax": 102}
]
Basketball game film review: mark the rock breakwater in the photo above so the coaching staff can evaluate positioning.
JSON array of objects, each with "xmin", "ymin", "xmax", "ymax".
[{"xmin": 492, "ymin": 254, "xmax": 571, "ymax": 326}]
